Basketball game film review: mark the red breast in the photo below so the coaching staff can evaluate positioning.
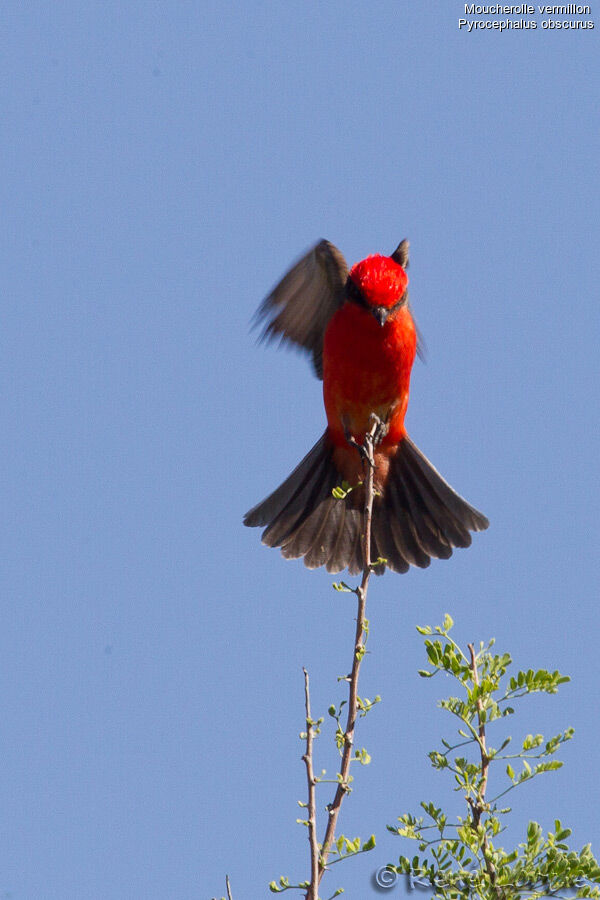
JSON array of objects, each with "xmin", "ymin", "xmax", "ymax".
[{"xmin": 323, "ymin": 279, "xmax": 417, "ymax": 449}]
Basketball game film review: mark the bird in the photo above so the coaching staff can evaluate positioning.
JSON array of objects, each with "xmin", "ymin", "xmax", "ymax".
[{"xmin": 243, "ymin": 239, "xmax": 488, "ymax": 575}]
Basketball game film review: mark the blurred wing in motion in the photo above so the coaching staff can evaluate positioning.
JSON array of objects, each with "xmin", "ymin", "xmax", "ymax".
[{"xmin": 254, "ymin": 239, "xmax": 348, "ymax": 378}]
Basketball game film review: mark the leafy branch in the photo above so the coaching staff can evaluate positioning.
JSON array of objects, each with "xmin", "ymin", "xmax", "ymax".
[{"xmin": 388, "ymin": 619, "xmax": 600, "ymax": 900}]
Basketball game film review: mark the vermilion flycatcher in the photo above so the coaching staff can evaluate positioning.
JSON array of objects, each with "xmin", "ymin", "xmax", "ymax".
[{"xmin": 244, "ymin": 240, "xmax": 488, "ymax": 574}]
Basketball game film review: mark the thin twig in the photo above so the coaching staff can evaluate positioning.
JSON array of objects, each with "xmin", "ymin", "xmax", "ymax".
[
  {"xmin": 468, "ymin": 643, "xmax": 489, "ymax": 811},
  {"xmin": 315, "ymin": 417, "xmax": 379, "ymax": 890},
  {"xmin": 302, "ymin": 668, "xmax": 319, "ymax": 900},
  {"xmin": 468, "ymin": 643, "xmax": 503, "ymax": 898},
  {"xmin": 225, "ymin": 874, "xmax": 233, "ymax": 900}
]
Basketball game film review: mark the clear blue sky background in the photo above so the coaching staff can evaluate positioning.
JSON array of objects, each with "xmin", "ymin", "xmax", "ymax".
[{"xmin": 1, "ymin": 3, "xmax": 598, "ymax": 898}]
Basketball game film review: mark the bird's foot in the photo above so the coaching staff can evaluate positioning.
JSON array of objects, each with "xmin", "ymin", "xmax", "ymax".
[
  {"xmin": 368, "ymin": 413, "xmax": 389, "ymax": 447},
  {"xmin": 344, "ymin": 427, "xmax": 375, "ymax": 469}
]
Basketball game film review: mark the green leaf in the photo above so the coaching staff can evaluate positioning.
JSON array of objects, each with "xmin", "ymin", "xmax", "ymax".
[
  {"xmin": 442, "ymin": 613, "xmax": 454, "ymax": 632},
  {"xmin": 332, "ymin": 480, "xmax": 356, "ymax": 499},
  {"xmin": 332, "ymin": 581, "xmax": 353, "ymax": 593},
  {"xmin": 523, "ymin": 733, "xmax": 544, "ymax": 750},
  {"xmin": 425, "ymin": 640, "xmax": 442, "ymax": 666},
  {"xmin": 372, "ymin": 556, "xmax": 388, "ymax": 568},
  {"xmin": 362, "ymin": 834, "xmax": 376, "ymax": 852},
  {"xmin": 535, "ymin": 760, "xmax": 563, "ymax": 773}
]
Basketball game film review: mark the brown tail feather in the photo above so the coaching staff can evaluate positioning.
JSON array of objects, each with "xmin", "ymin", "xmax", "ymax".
[
  {"xmin": 371, "ymin": 499, "xmax": 410, "ymax": 574},
  {"xmin": 327, "ymin": 503, "xmax": 354, "ymax": 574},
  {"xmin": 244, "ymin": 433, "xmax": 488, "ymax": 574}
]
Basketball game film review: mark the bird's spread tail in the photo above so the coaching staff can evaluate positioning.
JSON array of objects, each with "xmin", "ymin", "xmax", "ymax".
[
  {"xmin": 244, "ymin": 434, "xmax": 488, "ymax": 574},
  {"xmin": 370, "ymin": 437, "xmax": 489, "ymax": 573}
]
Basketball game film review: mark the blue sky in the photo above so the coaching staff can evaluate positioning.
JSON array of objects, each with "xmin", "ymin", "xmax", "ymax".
[{"xmin": 1, "ymin": 3, "xmax": 598, "ymax": 898}]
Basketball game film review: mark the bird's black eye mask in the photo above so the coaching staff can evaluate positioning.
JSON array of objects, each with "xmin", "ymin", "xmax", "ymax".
[{"xmin": 345, "ymin": 277, "xmax": 409, "ymax": 316}]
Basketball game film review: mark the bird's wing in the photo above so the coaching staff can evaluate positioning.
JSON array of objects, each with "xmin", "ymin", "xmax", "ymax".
[
  {"xmin": 254, "ymin": 240, "xmax": 348, "ymax": 379},
  {"xmin": 392, "ymin": 238, "xmax": 426, "ymax": 361}
]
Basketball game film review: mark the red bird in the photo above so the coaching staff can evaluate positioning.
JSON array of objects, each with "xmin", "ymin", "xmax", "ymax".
[{"xmin": 244, "ymin": 239, "xmax": 488, "ymax": 574}]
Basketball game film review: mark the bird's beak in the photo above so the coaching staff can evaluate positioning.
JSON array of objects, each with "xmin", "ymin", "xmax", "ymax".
[{"xmin": 372, "ymin": 306, "xmax": 389, "ymax": 327}]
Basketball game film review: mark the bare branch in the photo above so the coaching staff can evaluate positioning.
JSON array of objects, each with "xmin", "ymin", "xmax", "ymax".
[
  {"xmin": 302, "ymin": 668, "xmax": 319, "ymax": 900},
  {"xmin": 314, "ymin": 417, "xmax": 379, "ymax": 891},
  {"xmin": 211, "ymin": 875, "xmax": 233, "ymax": 900}
]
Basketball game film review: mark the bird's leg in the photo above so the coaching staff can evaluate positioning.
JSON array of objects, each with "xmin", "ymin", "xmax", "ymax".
[
  {"xmin": 345, "ymin": 432, "xmax": 374, "ymax": 469},
  {"xmin": 360, "ymin": 414, "xmax": 386, "ymax": 473},
  {"xmin": 342, "ymin": 419, "xmax": 375, "ymax": 470},
  {"xmin": 343, "ymin": 414, "xmax": 390, "ymax": 476},
  {"xmin": 369, "ymin": 412, "xmax": 389, "ymax": 447}
]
